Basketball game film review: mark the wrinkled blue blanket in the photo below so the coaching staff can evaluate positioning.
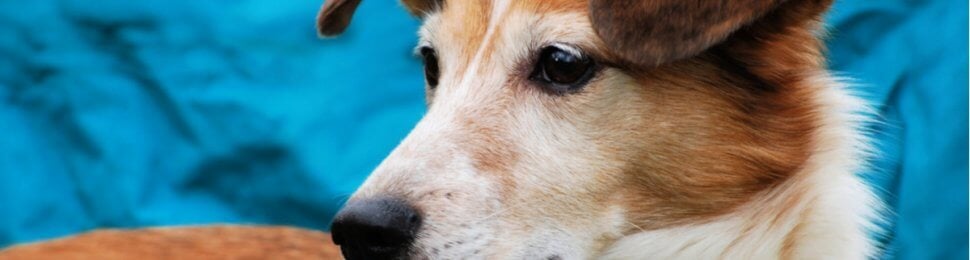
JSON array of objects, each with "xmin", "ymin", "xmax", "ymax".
[{"xmin": 0, "ymin": 0, "xmax": 965, "ymax": 258}]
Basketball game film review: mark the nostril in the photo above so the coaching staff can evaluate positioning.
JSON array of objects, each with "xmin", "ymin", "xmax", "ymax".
[{"xmin": 330, "ymin": 197, "xmax": 422, "ymax": 259}]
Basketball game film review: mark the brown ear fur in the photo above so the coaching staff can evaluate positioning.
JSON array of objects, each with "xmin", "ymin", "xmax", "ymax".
[
  {"xmin": 317, "ymin": 0, "xmax": 363, "ymax": 37},
  {"xmin": 589, "ymin": 0, "xmax": 790, "ymax": 67},
  {"xmin": 717, "ymin": 0, "xmax": 835, "ymax": 85},
  {"xmin": 316, "ymin": 0, "xmax": 442, "ymax": 37}
]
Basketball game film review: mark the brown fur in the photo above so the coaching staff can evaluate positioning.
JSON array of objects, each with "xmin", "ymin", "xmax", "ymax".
[
  {"xmin": 0, "ymin": 226, "xmax": 341, "ymax": 260},
  {"xmin": 317, "ymin": 0, "xmax": 362, "ymax": 36},
  {"xmin": 589, "ymin": 0, "xmax": 789, "ymax": 66},
  {"xmin": 615, "ymin": 0, "xmax": 833, "ymax": 230}
]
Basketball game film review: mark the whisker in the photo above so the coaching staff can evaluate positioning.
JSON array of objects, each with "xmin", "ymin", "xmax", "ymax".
[
  {"xmin": 626, "ymin": 220, "xmax": 647, "ymax": 233},
  {"xmin": 469, "ymin": 199, "xmax": 535, "ymax": 225}
]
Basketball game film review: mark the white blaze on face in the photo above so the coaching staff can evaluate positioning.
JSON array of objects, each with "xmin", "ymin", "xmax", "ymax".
[{"xmin": 455, "ymin": 0, "xmax": 510, "ymax": 90}]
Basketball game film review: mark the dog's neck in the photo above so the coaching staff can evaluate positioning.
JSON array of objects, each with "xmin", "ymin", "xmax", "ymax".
[{"xmin": 600, "ymin": 74, "xmax": 881, "ymax": 259}]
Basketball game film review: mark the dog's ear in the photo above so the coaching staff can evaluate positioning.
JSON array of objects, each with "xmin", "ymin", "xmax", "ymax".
[
  {"xmin": 316, "ymin": 0, "xmax": 442, "ymax": 37},
  {"xmin": 317, "ymin": 0, "xmax": 363, "ymax": 37},
  {"xmin": 589, "ymin": 0, "xmax": 790, "ymax": 67}
]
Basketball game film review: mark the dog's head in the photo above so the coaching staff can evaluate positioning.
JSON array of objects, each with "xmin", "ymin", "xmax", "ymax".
[{"xmin": 321, "ymin": 0, "xmax": 833, "ymax": 258}]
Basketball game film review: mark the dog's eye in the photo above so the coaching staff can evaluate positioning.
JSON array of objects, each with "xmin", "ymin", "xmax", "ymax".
[
  {"xmin": 420, "ymin": 47, "xmax": 440, "ymax": 89},
  {"xmin": 532, "ymin": 45, "xmax": 595, "ymax": 94}
]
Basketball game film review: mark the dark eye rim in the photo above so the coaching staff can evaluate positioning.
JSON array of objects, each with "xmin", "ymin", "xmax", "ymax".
[
  {"xmin": 419, "ymin": 46, "xmax": 440, "ymax": 89},
  {"xmin": 529, "ymin": 44, "xmax": 599, "ymax": 95}
]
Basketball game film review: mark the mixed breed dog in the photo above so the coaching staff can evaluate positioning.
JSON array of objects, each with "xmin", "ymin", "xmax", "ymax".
[
  {"xmin": 0, "ymin": 0, "xmax": 882, "ymax": 259},
  {"xmin": 322, "ymin": 0, "xmax": 881, "ymax": 259}
]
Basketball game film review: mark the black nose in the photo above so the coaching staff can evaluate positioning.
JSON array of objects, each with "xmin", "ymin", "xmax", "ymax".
[{"xmin": 331, "ymin": 197, "xmax": 422, "ymax": 260}]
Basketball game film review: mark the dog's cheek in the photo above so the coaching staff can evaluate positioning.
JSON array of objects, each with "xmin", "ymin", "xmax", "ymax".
[{"xmin": 475, "ymin": 75, "xmax": 639, "ymax": 255}]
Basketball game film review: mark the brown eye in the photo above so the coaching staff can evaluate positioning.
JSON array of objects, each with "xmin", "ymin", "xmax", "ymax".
[
  {"xmin": 420, "ymin": 47, "xmax": 440, "ymax": 89},
  {"xmin": 531, "ymin": 45, "xmax": 595, "ymax": 94}
]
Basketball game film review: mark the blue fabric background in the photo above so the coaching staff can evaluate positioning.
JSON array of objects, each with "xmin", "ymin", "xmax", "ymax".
[{"xmin": 0, "ymin": 0, "xmax": 966, "ymax": 258}]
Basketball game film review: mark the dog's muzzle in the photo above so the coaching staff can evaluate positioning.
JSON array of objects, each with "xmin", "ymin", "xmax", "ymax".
[{"xmin": 331, "ymin": 197, "xmax": 423, "ymax": 259}]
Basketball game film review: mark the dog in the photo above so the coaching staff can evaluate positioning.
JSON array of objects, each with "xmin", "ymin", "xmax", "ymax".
[{"xmin": 319, "ymin": 0, "xmax": 882, "ymax": 259}]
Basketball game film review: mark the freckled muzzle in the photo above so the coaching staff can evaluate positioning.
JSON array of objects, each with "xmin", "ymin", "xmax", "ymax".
[{"xmin": 331, "ymin": 198, "xmax": 423, "ymax": 260}]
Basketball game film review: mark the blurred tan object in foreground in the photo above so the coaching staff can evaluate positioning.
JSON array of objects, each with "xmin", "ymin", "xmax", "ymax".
[{"xmin": 0, "ymin": 225, "xmax": 342, "ymax": 259}]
